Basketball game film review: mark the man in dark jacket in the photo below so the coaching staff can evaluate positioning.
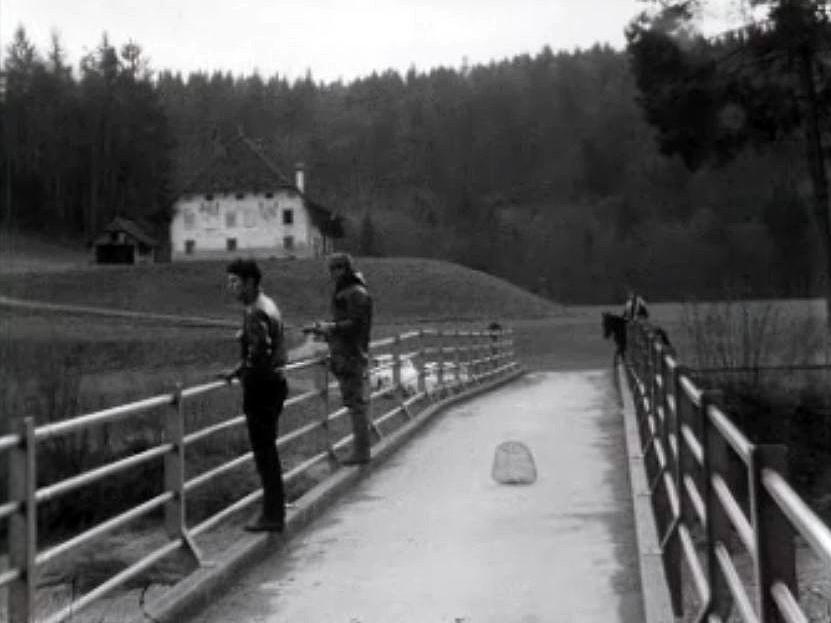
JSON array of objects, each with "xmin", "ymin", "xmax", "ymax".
[
  {"xmin": 221, "ymin": 259, "xmax": 289, "ymax": 532},
  {"xmin": 309, "ymin": 253, "xmax": 374, "ymax": 465}
]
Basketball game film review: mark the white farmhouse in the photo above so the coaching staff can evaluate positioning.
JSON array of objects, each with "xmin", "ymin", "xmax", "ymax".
[{"xmin": 170, "ymin": 134, "xmax": 342, "ymax": 260}]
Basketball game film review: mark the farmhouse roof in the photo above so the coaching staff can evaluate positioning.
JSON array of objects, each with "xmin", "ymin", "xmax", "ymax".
[
  {"xmin": 181, "ymin": 133, "xmax": 295, "ymax": 195},
  {"xmin": 93, "ymin": 217, "xmax": 159, "ymax": 247}
]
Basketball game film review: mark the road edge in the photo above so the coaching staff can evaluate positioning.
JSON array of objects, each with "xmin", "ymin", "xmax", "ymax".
[{"xmin": 133, "ymin": 365, "xmax": 525, "ymax": 623}]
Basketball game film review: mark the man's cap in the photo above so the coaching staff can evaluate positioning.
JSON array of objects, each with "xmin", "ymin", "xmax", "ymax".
[{"xmin": 327, "ymin": 252, "xmax": 354, "ymax": 271}]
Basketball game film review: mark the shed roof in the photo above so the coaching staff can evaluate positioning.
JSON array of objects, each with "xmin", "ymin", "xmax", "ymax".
[{"xmin": 93, "ymin": 217, "xmax": 159, "ymax": 247}]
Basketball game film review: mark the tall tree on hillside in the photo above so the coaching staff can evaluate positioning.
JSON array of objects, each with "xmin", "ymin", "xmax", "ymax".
[
  {"xmin": 79, "ymin": 36, "xmax": 173, "ymax": 236},
  {"xmin": 2, "ymin": 27, "xmax": 40, "ymax": 228},
  {"xmin": 626, "ymin": 0, "xmax": 831, "ymax": 322},
  {"xmin": 42, "ymin": 33, "xmax": 80, "ymax": 230}
]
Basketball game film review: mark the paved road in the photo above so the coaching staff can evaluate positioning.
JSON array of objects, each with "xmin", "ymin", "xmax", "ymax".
[{"xmin": 192, "ymin": 370, "xmax": 644, "ymax": 622}]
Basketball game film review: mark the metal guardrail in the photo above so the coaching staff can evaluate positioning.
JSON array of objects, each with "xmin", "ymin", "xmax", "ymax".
[
  {"xmin": 1, "ymin": 326, "xmax": 519, "ymax": 622},
  {"xmin": 624, "ymin": 319, "xmax": 830, "ymax": 622}
]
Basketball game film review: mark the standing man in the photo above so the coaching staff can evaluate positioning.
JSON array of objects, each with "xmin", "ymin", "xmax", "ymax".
[
  {"xmin": 307, "ymin": 253, "xmax": 374, "ymax": 465},
  {"xmin": 221, "ymin": 259, "xmax": 289, "ymax": 532}
]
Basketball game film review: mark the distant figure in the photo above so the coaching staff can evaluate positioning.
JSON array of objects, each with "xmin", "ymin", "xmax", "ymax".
[
  {"xmin": 602, "ymin": 312, "xmax": 627, "ymax": 358},
  {"xmin": 622, "ymin": 289, "xmax": 649, "ymax": 321},
  {"xmin": 305, "ymin": 253, "xmax": 374, "ymax": 465},
  {"xmin": 219, "ymin": 259, "xmax": 288, "ymax": 533}
]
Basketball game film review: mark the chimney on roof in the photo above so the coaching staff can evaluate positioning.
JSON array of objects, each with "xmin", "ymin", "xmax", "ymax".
[{"xmin": 295, "ymin": 162, "xmax": 305, "ymax": 194}]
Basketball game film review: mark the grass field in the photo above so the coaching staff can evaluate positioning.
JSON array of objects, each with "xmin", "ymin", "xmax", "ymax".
[
  {"xmin": 0, "ymin": 255, "xmax": 563, "ymax": 422},
  {"xmin": 0, "ymin": 230, "xmax": 89, "ymax": 273},
  {"xmin": 0, "ymin": 256, "xmax": 561, "ymax": 325}
]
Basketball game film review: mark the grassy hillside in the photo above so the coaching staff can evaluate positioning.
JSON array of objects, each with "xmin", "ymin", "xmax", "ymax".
[
  {"xmin": 0, "ymin": 256, "xmax": 561, "ymax": 410},
  {"xmin": 0, "ymin": 230, "xmax": 89, "ymax": 273},
  {"xmin": 0, "ymin": 256, "xmax": 561, "ymax": 326}
]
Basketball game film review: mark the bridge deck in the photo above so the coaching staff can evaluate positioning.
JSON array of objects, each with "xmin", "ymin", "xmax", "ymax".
[{"xmin": 192, "ymin": 370, "xmax": 644, "ymax": 622}]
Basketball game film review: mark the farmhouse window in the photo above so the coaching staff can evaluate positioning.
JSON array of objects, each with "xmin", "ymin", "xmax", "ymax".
[
  {"xmin": 265, "ymin": 192, "xmax": 274, "ymax": 199},
  {"xmin": 185, "ymin": 240, "xmax": 195, "ymax": 254},
  {"xmin": 225, "ymin": 211, "xmax": 237, "ymax": 228},
  {"xmin": 283, "ymin": 235, "xmax": 294, "ymax": 250},
  {"xmin": 205, "ymin": 194, "xmax": 213, "ymax": 201},
  {"xmin": 184, "ymin": 210, "xmax": 195, "ymax": 229},
  {"xmin": 226, "ymin": 238, "xmax": 237, "ymax": 251},
  {"xmin": 235, "ymin": 192, "xmax": 245, "ymax": 200},
  {"xmin": 283, "ymin": 209, "xmax": 294, "ymax": 225}
]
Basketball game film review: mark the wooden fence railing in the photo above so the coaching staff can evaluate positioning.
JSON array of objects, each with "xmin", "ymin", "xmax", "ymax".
[
  {"xmin": 0, "ymin": 326, "xmax": 518, "ymax": 622},
  {"xmin": 625, "ymin": 319, "xmax": 831, "ymax": 623}
]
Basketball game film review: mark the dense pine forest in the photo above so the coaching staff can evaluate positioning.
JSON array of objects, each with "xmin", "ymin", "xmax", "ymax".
[{"xmin": 0, "ymin": 26, "xmax": 821, "ymax": 303}]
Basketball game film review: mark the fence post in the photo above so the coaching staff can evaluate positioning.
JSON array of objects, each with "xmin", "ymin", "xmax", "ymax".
[
  {"xmin": 8, "ymin": 416, "xmax": 36, "ymax": 623},
  {"xmin": 165, "ymin": 384, "xmax": 203, "ymax": 564},
  {"xmin": 654, "ymin": 347, "xmax": 682, "ymax": 617},
  {"xmin": 392, "ymin": 334, "xmax": 402, "ymax": 392},
  {"xmin": 647, "ymin": 329, "xmax": 658, "ymax": 422},
  {"xmin": 700, "ymin": 390, "xmax": 733, "ymax": 620},
  {"xmin": 479, "ymin": 329, "xmax": 488, "ymax": 376},
  {"xmin": 638, "ymin": 330, "xmax": 660, "ymax": 490},
  {"xmin": 416, "ymin": 329, "xmax": 427, "ymax": 395},
  {"xmin": 472, "ymin": 331, "xmax": 482, "ymax": 381},
  {"xmin": 315, "ymin": 358, "xmax": 336, "ymax": 461},
  {"xmin": 392, "ymin": 333, "xmax": 413, "ymax": 419},
  {"xmin": 461, "ymin": 331, "xmax": 471, "ymax": 385},
  {"xmin": 625, "ymin": 319, "xmax": 637, "ymax": 371},
  {"xmin": 665, "ymin": 361, "xmax": 693, "ymax": 617},
  {"xmin": 454, "ymin": 330, "xmax": 462, "ymax": 385},
  {"xmin": 752, "ymin": 444, "xmax": 796, "ymax": 623},
  {"xmin": 436, "ymin": 330, "xmax": 445, "ymax": 390},
  {"xmin": 636, "ymin": 321, "xmax": 648, "ymax": 381},
  {"xmin": 488, "ymin": 327, "xmax": 498, "ymax": 373},
  {"xmin": 647, "ymin": 340, "xmax": 681, "ymax": 618}
]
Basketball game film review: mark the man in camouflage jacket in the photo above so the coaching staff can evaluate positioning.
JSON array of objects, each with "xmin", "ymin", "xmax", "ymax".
[{"xmin": 311, "ymin": 253, "xmax": 374, "ymax": 465}]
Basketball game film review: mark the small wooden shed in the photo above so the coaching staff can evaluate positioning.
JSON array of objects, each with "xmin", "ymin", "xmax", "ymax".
[{"xmin": 92, "ymin": 217, "xmax": 159, "ymax": 264}]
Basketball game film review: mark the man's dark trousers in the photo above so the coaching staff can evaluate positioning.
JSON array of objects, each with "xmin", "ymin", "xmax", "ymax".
[
  {"xmin": 243, "ymin": 371, "xmax": 288, "ymax": 523},
  {"xmin": 336, "ymin": 368, "xmax": 371, "ymax": 460}
]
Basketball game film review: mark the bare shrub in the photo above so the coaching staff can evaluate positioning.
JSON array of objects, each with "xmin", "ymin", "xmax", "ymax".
[{"xmin": 682, "ymin": 298, "xmax": 781, "ymax": 376}]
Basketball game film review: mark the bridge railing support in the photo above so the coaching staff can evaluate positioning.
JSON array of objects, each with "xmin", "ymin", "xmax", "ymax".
[
  {"xmin": 621, "ymin": 319, "xmax": 825, "ymax": 623},
  {"xmin": 416, "ymin": 329, "xmax": 427, "ymax": 395},
  {"xmin": 0, "ymin": 322, "xmax": 519, "ymax": 622},
  {"xmin": 8, "ymin": 417, "xmax": 36, "ymax": 623}
]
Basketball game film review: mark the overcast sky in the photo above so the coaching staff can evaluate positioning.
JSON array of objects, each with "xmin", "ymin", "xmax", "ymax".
[{"xmin": 1, "ymin": 0, "xmax": 754, "ymax": 83}]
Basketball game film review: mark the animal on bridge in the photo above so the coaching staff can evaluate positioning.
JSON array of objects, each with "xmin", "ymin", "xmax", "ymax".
[{"xmin": 602, "ymin": 312, "xmax": 627, "ymax": 360}]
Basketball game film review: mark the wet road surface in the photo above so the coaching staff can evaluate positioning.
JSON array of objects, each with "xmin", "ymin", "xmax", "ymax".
[{"xmin": 192, "ymin": 370, "xmax": 644, "ymax": 622}]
